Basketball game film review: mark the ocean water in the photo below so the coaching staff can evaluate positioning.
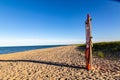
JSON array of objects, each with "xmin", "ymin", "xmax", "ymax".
[{"xmin": 0, "ymin": 45, "xmax": 65, "ymax": 54}]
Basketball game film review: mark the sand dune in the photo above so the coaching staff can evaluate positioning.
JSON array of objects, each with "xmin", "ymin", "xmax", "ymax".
[{"xmin": 0, "ymin": 46, "xmax": 119, "ymax": 80}]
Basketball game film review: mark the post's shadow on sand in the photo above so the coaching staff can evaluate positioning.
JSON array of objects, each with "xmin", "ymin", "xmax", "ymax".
[{"xmin": 0, "ymin": 60, "xmax": 86, "ymax": 69}]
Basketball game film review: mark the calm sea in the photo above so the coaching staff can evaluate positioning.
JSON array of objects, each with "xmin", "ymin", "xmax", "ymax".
[{"xmin": 0, "ymin": 45, "xmax": 65, "ymax": 54}]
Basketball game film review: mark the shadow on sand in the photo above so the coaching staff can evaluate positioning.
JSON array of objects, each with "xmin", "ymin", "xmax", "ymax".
[{"xmin": 0, "ymin": 60, "xmax": 86, "ymax": 69}]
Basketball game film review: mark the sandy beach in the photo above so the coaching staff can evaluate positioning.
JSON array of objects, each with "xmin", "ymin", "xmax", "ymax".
[{"xmin": 0, "ymin": 45, "xmax": 120, "ymax": 80}]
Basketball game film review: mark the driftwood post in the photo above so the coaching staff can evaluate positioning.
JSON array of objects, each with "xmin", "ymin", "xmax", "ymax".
[{"xmin": 85, "ymin": 14, "xmax": 93, "ymax": 70}]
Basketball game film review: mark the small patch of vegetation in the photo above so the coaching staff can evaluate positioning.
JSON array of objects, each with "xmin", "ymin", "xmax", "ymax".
[
  {"xmin": 97, "ymin": 51, "xmax": 104, "ymax": 58},
  {"xmin": 77, "ymin": 41, "xmax": 120, "ymax": 60}
]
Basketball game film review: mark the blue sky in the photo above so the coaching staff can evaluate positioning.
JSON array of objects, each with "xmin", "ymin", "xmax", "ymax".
[{"xmin": 0, "ymin": 0, "xmax": 120, "ymax": 46}]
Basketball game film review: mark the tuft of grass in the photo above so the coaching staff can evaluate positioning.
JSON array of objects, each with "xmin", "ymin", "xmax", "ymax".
[{"xmin": 97, "ymin": 51, "xmax": 104, "ymax": 58}]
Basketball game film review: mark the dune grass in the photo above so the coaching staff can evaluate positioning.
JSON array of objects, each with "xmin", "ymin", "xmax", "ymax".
[{"xmin": 77, "ymin": 41, "xmax": 120, "ymax": 60}]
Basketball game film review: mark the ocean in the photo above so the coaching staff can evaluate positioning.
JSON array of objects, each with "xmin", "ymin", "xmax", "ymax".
[{"xmin": 0, "ymin": 45, "xmax": 65, "ymax": 54}]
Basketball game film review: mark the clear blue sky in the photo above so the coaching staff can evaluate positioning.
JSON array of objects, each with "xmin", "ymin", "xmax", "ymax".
[{"xmin": 0, "ymin": 0, "xmax": 120, "ymax": 46}]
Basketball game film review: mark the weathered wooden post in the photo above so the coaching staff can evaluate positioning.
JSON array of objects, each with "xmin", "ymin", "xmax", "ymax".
[{"xmin": 85, "ymin": 14, "xmax": 93, "ymax": 70}]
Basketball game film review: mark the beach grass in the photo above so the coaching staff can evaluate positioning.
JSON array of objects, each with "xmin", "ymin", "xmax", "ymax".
[{"xmin": 77, "ymin": 41, "xmax": 120, "ymax": 60}]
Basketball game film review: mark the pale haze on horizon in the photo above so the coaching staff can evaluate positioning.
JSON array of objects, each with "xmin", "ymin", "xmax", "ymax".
[{"xmin": 0, "ymin": 0, "xmax": 120, "ymax": 46}]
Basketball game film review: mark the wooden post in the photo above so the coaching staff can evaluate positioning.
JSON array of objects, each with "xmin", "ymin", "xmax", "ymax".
[{"xmin": 85, "ymin": 14, "xmax": 93, "ymax": 70}]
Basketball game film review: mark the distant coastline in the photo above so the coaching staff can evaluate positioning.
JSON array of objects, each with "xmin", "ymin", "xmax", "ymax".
[{"xmin": 0, "ymin": 45, "xmax": 67, "ymax": 54}]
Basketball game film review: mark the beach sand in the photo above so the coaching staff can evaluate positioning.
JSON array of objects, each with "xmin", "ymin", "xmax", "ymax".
[{"xmin": 0, "ymin": 46, "xmax": 120, "ymax": 80}]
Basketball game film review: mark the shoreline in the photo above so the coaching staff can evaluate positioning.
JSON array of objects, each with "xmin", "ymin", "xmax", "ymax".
[{"xmin": 0, "ymin": 45, "xmax": 67, "ymax": 55}]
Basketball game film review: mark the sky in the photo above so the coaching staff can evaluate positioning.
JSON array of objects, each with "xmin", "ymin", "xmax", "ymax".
[{"xmin": 0, "ymin": 0, "xmax": 120, "ymax": 46}]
